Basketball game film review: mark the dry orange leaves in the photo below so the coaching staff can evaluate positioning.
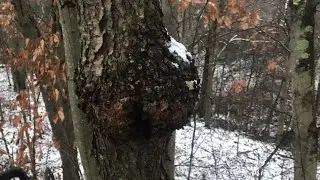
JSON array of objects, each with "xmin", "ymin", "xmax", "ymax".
[
  {"xmin": 267, "ymin": 60, "xmax": 277, "ymax": 72},
  {"xmin": 230, "ymin": 79, "xmax": 246, "ymax": 95},
  {"xmin": 169, "ymin": 0, "xmax": 259, "ymax": 30}
]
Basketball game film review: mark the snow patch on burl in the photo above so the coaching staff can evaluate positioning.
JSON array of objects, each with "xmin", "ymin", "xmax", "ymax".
[
  {"xmin": 167, "ymin": 37, "xmax": 199, "ymax": 90},
  {"xmin": 167, "ymin": 37, "xmax": 192, "ymax": 65}
]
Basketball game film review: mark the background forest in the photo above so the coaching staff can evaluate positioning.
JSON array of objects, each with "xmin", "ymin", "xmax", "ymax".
[{"xmin": 0, "ymin": 0, "xmax": 319, "ymax": 179}]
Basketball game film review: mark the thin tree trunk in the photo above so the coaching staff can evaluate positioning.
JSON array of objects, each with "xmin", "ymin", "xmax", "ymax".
[
  {"xmin": 57, "ymin": 1, "xmax": 100, "ymax": 179},
  {"xmin": 277, "ymin": 75, "xmax": 289, "ymax": 136},
  {"xmin": 11, "ymin": 1, "xmax": 80, "ymax": 179},
  {"xmin": 288, "ymin": 1, "xmax": 318, "ymax": 180},
  {"xmin": 278, "ymin": 0, "xmax": 291, "ymax": 137},
  {"xmin": 10, "ymin": 0, "xmax": 32, "ymax": 92},
  {"xmin": 199, "ymin": 23, "xmax": 216, "ymax": 127},
  {"xmin": 50, "ymin": 5, "xmax": 81, "ymax": 179},
  {"xmin": 162, "ymin": 0, "xmax": 180, "ymax": 40},
  {"xmin": 42, "ymin": 88, "xmax": 80, "ymax": 180}
]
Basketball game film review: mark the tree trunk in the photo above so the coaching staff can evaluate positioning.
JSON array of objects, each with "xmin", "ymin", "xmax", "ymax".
[
  {"xmin": 198, "ymin": 24, "xmax": 216, "ymax": 127},
  {"xmin": 277, "ymin": 74, "xmax": 289, "ymax": 136},
  {"xmin": 49, "ymin": 5, "xmax": 81, "ymax": 179},
  {"xmin": 10, "ymin": 0, "xmax": 33, "ymax": 92},
  {"xmin": 161, "ymin": 0, "xmax": 180, "ymax": 40},
  {"xmin": 58, "ymin": 0, "xmax": 198, "ymax": 179},
  {"xmin": 11, "ymin": 1, "xmax": 80, "ymax": 179},
  {"xmin": 42, "ymin": 89, "xmax": 80, "ymax": 180},
  {"xmin": 288, "ymin": 1, "xmax": 318, "ymax": 180}
]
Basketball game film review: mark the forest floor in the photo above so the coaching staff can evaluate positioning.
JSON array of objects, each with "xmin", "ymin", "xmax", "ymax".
[{"xmin": 175, "ymin": 120, "xmax": 317, "ymax": 180}]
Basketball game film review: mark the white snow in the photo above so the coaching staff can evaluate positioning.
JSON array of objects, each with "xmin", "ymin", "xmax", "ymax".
[
  {"xmin": 175, "ymin": 120, "xmax": 320, "ymax": 180},
  {"xmin": 167, "ymin": 37, "xmax": 192, "ymax": 67},
  {"xmin": 172, "ymin": 62, "xmax": 179, "ymax": 68}
]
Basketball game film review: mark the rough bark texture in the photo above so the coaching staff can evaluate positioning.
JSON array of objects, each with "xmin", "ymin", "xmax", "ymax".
[
  {"xmin": 58, "ymin": 0, "xmax": 198, "ymax": 179},
  {"xmin": 288, "ymin": 0, "xmax": 318, "ymax": 180},
  {"xmin": 57, "ymin": 2, "xmax": 100, "ymax": 180}
]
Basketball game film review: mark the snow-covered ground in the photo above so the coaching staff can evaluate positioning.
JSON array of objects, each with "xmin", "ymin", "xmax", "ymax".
[{"xmin": 175, "ymin": 121, "xmax": 320, "ymax": 180}]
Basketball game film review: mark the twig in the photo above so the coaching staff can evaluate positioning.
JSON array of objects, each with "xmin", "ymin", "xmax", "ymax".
[
  {"xmin": 258, "ymin": 130, "xmax": 293, "ymax": 180},
  {"xmin": 255, "ymin": 26, "xmax": 290, "ymax": 52},
  {"xmin": 0, "ymin": 100, "xmax": 12, "ymax": 161},
  {"xmin": 187, "ymin": 111, "xmax": 197, "ymax": 180}
]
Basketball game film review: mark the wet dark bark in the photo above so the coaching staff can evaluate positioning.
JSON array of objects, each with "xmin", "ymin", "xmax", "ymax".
[{"xmin": 58, "ymin": 0, "xmax": 198, "ymax": 179}]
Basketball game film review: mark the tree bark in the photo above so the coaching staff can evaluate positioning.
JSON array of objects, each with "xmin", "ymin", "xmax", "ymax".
[
  {"xmin": 277, "ymin": 71, "xmax": 289, "ymax": 136},
  {"xmin": 42, "ymin": 88, "xmax": 80, "ymax": 180},
  {"xmin": 198, "ymin": 24, "xmax": 216, "ymax": 127},
  {"xmin": 10, "ymin": 0, "xmax": 33, "ymax": 92},
  {"xmin": 58, "ymin": 0, "xmax": 198, "ymax": 179},
  {"xmin": 288, "ymin": 1, "xmax": 318, "ymax": 180}
]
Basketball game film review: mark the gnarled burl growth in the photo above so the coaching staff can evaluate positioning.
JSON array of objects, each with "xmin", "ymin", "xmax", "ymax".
[
  {"xmin": 75, "ymin": 0, "xmax": 198, "ymax": 143},
  {"xmin": 65, "ymin": 0, "xmax": 198, "ymax": 179}
]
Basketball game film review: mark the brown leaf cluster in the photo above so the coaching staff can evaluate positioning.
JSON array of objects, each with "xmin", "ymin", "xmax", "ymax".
[{"xmin": 170, "ymin": 0, "xmax": 260, "ymax": 30}]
